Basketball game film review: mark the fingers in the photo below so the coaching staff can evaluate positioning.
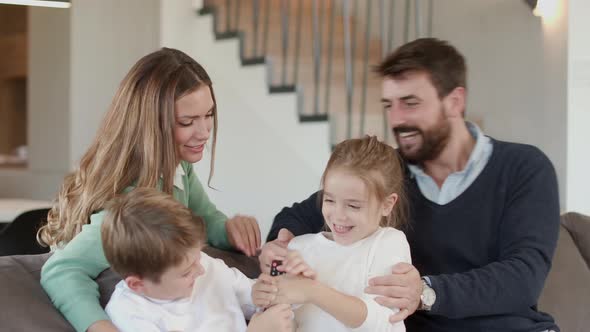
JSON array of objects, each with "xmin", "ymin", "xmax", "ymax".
[
  {"xmin": 277, "ymin": 228, "xmax": 295, "ymax": 243},
  {"xmin": 259, "ymin": 242, "xmax": 289, "ymax": 272},
  {"xmin": 373, "ymin": 296, "xmax": 410, "ymax": 311},
  {"xmin": 368, "ymin": 274, "xmax": 403, "ymax": 287},
  {"xmin": 280, "ymin": 251, "xmax": 316, "ymax": 279},
  {"xmin": 244, "ymin": 217, "xmax": 257, "ymax": 256},
  {"xmin": 226, "ymin": 220, "xmax": 247, "ymax": 254},
  {"xmin": 365, "ymin": 285, "xmax": 410, "ymax": 298},
  {"xmin": 253, "ymin": 275, "xmax": 278, "ymax": 308},
  {"xmin": 391, "ymin": 262, "xmax": 415, "ymax": 274},
  {"xmin": 253, "ymin": 219, "xmax": 261, "ymax": 251},
  {"xmin": 258, "ymin": 273, "xmax": 276, "ymax": 284},
  {"xmin": 389, "ymin": 308, "xmax": 411, "ymax": 323},
  {"xmin": 227, "ymin": 216, "xmax": 262, "ymax": 257}
]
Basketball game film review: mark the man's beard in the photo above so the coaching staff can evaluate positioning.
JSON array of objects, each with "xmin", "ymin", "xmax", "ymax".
[{"xmin": 393, "ymin": 108, "xmax": 451, "ymax": 164}]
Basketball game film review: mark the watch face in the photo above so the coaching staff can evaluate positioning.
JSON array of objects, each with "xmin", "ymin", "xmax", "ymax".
[{"xmin": 422, "ymin": 287, "xmax": 436, "ymax": 306}]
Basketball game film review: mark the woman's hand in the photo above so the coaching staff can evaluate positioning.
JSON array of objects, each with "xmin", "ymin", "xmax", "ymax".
[{"xmin": 226, "ymin": 215, "xmax": 261, "ymax": 256}]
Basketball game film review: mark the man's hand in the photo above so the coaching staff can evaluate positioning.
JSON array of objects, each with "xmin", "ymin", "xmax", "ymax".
[
  {"xmin": 279, "ymin": 250, "xmax": 316, "ymax": 279},
  {"xmin": 226, "ymin": 215, "xmax": 261, "ymax": 257},
  {"xmin": 365, "ymin": 262, "xmax": 422, "ymax": 323},
  {"xmin": 258, "ymin": 229, "xmax": 295, "ymax": 272},
  {"xmin": 247, "ymin": 304, "xmax": 294, "ymax": 332},
  {"xmin": 252, "ymin": 273, "xmax": 277, "ymax": 309}
]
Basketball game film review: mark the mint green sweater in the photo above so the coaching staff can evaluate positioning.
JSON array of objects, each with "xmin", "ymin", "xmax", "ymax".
[{"xmin": 40, "ymin": 161, "xmax": 230, "ymax": 332}]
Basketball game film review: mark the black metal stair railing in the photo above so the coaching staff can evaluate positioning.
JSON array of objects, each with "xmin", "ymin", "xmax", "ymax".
[{"xmin": 199, "ymin": 0, "xmax": 433, "ymax": 145}]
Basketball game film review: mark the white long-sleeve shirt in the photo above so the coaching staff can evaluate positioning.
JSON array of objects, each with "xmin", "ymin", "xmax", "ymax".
[
  {"xmin": 105, "ymin": 252, "xmax": 256, "ymax": 332},
  {"xmin": 289, "ymin": 227, "xmax": 411, "ymax": 332}
]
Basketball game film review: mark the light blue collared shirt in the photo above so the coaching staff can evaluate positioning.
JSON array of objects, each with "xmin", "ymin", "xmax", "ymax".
[{"xmin": 407, "ymin": 122, "xmax": 493, "ymax": 205}]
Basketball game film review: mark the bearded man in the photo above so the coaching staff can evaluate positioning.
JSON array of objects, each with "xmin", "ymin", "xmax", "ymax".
[{"xmin": 260, "ymin": 38, "xmax": 560, "ymax": 332}]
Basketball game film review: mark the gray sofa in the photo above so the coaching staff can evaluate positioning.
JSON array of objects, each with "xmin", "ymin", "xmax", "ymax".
[
  {"xmin": 0, "ymin": 247, "xmax": 260, "ymax": 331},
  {"xmin": 0, "ymin": 213, "xmax": 588, "ymax": 331}
]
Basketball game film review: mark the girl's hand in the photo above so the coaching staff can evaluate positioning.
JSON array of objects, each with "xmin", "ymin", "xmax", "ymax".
[
  {"xmin": 279, "ymin": 250, "xmax": 317, "ymax": 279},
  {"xmin": 247, "ymin": 304, "xmax": 294, "ymax": 332},
  {"xmin": 226, "ymin": 215, "xmax": 261, "ymax": 256},
  {"xmin": 274, "ymin": 274, "xmax": 316, "ymax": 305},
  {"xmin": 252, "ymin": 274, "xmax": 277, "ymax": 309}
]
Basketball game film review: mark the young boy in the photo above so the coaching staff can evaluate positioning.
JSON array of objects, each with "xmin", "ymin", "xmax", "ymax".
[{"xmin": 101, "ymin": 188, "xmax": 293, "ymax": 332}]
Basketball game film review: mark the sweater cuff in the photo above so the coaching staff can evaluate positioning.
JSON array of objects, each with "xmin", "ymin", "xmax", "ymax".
[
  {"xmin": 206, "ymin": 217, "xmax": 231, "ymax": 250},
  {"xmin": 65, "ymin": 299, "xmax": 110, "ymax": 332},
  {"xmin": 427, "ymin": 275, "xmax": 442, "ymax": 315}
]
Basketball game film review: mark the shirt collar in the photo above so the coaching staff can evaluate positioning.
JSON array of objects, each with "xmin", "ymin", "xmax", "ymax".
[
  {"xmin": 407, "ymin": 121, "xmax": 487, "ymax": 178},
  {"xmin": 173, "ymin": 164, "xmax": 185, "ymax": 191}
]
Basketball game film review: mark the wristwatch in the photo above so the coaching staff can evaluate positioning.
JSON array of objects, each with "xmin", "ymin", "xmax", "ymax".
[{"xmin": 419, "ymin": 277, "xmax": 436, "ymax": 311}]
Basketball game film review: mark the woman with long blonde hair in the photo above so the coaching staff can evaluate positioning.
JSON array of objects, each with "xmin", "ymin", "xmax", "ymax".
[{"xmin": 39, "ymin": 48, "xmax": 261, "ymax": 332}]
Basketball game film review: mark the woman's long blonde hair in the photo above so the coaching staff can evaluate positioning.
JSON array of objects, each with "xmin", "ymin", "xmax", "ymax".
[{"xmin": 38, "ymin": 48, "xmax": 218, "ymax": 247}]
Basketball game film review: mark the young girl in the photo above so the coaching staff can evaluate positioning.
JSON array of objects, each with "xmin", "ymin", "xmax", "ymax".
[
  {"xmin": 39, "ymin": 48, "xmax": 261, "ymax": 332},
  {"xmin": 253, "ymin": 135, "xmax": 411, "ymax": 331}
]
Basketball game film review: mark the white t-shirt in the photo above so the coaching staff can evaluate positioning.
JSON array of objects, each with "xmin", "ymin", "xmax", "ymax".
[
  {"xmin": 289, "ymin": 227, "xmax": 411, "ymax": 332},
  {"xmin": 105, "ymin": 252, "xmax": 256, "ymax": 332}
]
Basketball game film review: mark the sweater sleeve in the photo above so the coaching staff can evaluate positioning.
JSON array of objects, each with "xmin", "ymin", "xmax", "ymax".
[
  {"xmin": 40, "ymin": 211, "xmax": 111, "ymax": 332},
  {"xmin": 428, "ymin": 148, "xmax": 560, "ymax": 318},
  {"xmin": 266, "ymin": 191, "xmax": 325, "ymax": 242},
  {"xmin": 354, "ymin": 229, "xmax": 411, "ymax": 332},
  {"xmin": 184, "ymin": 162, "xmax": 231, "ymax": 249}
]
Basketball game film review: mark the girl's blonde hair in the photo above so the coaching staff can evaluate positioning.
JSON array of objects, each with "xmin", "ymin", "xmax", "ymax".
[
  {"xmin": 321, "ymin": 135, "xmax": 408, "ymax": 228},
  {"xmin": 38, "ymin": 48, "xmax": 218, "ymax": 247}
]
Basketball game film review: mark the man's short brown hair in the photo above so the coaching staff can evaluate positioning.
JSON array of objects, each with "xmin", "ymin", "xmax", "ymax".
[
  {"xmin": 101, "ymin": 188, "xmax": 206, "ymax": 282},
  {"xmin": 376, "ymin": 38, "xmax": 466, "ymax": 98}
]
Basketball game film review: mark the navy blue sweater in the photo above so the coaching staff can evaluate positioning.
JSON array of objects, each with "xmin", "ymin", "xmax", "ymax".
[{"xmin": 267, "ymin": 139, "xmax": 560, "ymax": 332}]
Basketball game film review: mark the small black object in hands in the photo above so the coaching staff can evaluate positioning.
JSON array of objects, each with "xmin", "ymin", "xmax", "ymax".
[{"xmin": 270, "ymin": 260, "xmax": 286, "ymax": 276}]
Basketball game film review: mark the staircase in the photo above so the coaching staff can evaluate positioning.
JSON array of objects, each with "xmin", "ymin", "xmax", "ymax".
[{"xmin": 197, "ymin": 0, "xmax": 435, "ymax": 146}]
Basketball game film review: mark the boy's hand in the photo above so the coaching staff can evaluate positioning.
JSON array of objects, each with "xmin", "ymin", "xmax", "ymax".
[
  {"xmin": 247, "ymin": 304, "xmax": 294, "ymax": 332},
  {"xmin": 252, "ymin": 274, "xmax": 277, "ymax": 309},
  {"xmin": 279, "ymin": 250, "xmax": 316, "ymax": 279}
]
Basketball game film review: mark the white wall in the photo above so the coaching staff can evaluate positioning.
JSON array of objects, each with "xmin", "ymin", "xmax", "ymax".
[
  {"xmin": 433, "ymin": 0, "xmax": 568, "ymax": 209},
  {"xmin": 69, "ymin": 0, "xmax": 161, "ymax": 166},
  {"xmin": 567, "ymin": 0, "xmax": 590, "ymax": 214},
  {"xmin": 0, "ymin": 7, "xmax": 70, "ymax": 199}
]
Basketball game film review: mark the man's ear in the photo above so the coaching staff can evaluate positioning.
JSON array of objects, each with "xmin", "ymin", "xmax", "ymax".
[
  {"xmin": 381, "ymin": 193, "xmax": 399, "ymax": 217},
  {"xmin": 125, "ymin": 275, "xmax": 145, "ymax": 293},
  {"xmin": 443, "ymin": 86, "xmax": 466, "ymax": 118}
]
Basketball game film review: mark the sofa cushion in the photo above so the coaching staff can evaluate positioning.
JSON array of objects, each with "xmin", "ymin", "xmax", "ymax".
[
  {"xmin": 0, "ymin": 247, "xmax": 260, "ymax": 331},
  {"xmin": 0, "ymin": 253, "xmax": 74, "ymax": 331},
  {"xmin": 538, "ymin": 214, "xmax": 590, "ymax": 332}
]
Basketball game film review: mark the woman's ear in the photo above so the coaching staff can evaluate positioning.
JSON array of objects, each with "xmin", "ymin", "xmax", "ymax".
[{"xmin": 381, "ymin": 193, "xmax": 398, "ymax": 217}]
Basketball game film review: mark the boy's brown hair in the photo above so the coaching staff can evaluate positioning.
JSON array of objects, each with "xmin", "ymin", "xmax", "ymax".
[{"xmin": 101, "ymin": 188, "xmax": 206, "ymax": 283}]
